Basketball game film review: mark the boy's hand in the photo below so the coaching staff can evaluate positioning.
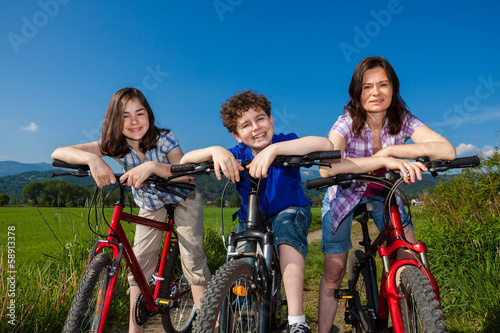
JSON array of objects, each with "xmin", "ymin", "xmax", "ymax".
[
  {"xmin": 88, "ymin": 157, "xmax": 116, "ymax": 188},
  {"xmin": 246, "ymin": 146, "xmax": 276, "ymax": 178},
  {"xmin": 211, "ymin": 147, "xmax": 244, "ymax": 183}
]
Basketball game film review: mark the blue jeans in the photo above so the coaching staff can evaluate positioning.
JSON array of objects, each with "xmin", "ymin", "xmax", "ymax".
[
  {"xmin": 235, "ymin": 205, "xmax": 312, "ymax": 260},
  {"xmin": 321, "ymin": 192, "xmax": 412, "ymax": 254}
]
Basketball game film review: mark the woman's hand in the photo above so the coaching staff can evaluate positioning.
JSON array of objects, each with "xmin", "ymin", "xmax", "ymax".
[{"xmin": 383, "ymin": 157, "xmax": 428, "ymax": 185}]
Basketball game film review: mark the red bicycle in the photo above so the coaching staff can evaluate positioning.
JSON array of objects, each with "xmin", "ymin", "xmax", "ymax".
[
  {"xmin": 305, "ymin": 156, "xmax": 480, "ymax": 333},
  {"xmin": 53, "ymin": 159, "xmax": 197, "ymax": 333}
]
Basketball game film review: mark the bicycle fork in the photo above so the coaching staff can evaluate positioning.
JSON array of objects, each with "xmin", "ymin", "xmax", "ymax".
[{"xmin": 377, "ymin": 206, "xmax": 442, "ymax": 332}]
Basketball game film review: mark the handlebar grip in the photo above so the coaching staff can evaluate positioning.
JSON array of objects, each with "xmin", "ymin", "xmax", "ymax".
[
  {"xmin": 52, "ymin": 159, "xmax": 90, "ymax": 171},
  {"xmin": 305, "ymin": 177, "xmax": 337, "ymax": 189},
  {"xmin": 167, "ymin": 182, "xmax": 196, "ymax": 191},
  {"xmin": 171, "ymin": 163, "xmax": 197, "ymax": 173},
  {"xmin": 447, "ymin": 155, "xmax": 480, "ymax": 168},
  {"xmin": 304, "ymin": 150, "xmax": 341, "ymax": 161}
]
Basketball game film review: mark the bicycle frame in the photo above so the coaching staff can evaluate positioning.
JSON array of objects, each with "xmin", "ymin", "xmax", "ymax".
[
  {"xmin": 306, "ymin": 155, "xmax": 480, "ymax": 333},
  {"xmin": 87, "ymin": 185, "xmax": 179, "ymax": 332},
  {"xmin": 224, "ymin": 177, "xmax": 282, "ymax": 333},
  {"xmin": 355, "ymin": 190, "xmax": 441, "ymax": 333}
]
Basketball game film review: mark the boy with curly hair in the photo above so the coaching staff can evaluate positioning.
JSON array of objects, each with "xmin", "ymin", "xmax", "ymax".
[{"xmin": 181, "ymin": 90, "xmax": 333, "ymax": 332}]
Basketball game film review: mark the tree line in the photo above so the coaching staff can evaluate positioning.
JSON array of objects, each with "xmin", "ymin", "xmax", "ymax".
[{"xmin": 0, "ymin": 172, "xmax": 327, "ymax": 208}]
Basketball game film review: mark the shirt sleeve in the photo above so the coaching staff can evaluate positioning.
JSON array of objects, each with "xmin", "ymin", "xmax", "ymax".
[
  {"xmin": 159, "ymin": 131, "xmax": 180, "ymax": 156},
  {"xmin": 330, "ymin": 114, "xmax": 353, "ymax": 143},
  {"xmin": 273, "ymin": 132, "xmax": 299, "ymax": 143},
  {"xmin": 402, "ymin": 115, "xmax": 425, "ymax": 140}
]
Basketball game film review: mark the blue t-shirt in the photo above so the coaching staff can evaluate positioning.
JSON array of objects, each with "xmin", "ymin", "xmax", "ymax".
[{"xmin": 228, "ymin": 133, "xmax": 312, "ymax": 221}]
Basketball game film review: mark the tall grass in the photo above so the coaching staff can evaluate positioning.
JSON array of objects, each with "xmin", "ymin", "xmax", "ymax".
[
  {"xmin": 418, "ymin": 149, "xmax": 500, "ymax": 332},
  {"xmin": 0, "ymin": 204, "xmax": 132, "ymax": 332},
  {"xmin": 0, "ymin": 205, "xmax": 239, "ymax": 332}
]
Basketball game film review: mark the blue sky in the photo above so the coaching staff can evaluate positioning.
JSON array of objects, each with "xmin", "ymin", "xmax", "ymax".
[{"xmin": 1, "ymin": 1, "xmax": 499, "ymax": 169}]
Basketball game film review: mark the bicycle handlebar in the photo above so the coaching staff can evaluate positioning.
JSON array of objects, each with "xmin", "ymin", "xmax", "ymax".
[
  {"xmin": 51, "ymin": 159, "xmax": 196, "ymax": 193},
  {"xmin": 169, "ymin": 150, "xmax": 341, "ymax": 175},
  {"xmin": 305, "ymin": 155, "xmax": 481, "ymax": 190}
]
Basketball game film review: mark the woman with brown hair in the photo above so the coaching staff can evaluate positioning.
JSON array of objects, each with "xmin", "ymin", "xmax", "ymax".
[{"xmin": 317, "ymin": 56, "xmax": 456, "ymax": 332}]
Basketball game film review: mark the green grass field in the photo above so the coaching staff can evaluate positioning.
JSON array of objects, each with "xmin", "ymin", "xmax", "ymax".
[
  {"xmin": 0, "ymin": 206, "xmax": 243, "ymax": 266},
  {"xmin": 0, "ymin": 206, "xmax": 321, "ymax": 264}
]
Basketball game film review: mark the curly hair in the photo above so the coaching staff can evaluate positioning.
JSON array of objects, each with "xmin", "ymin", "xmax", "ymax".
[
  {"xmin": 345, "ymin": 56, "xmax": 411, "ymax": 137},
  {"xmin": 100, "ymin": 87, "xmax": 169, "ymax": 157},
  {"xmin": 220, "ymin": 90, "xmax": 271, "ymax": 133}
]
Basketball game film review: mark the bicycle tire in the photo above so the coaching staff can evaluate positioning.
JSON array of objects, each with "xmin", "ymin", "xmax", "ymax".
[
  {"xmin": 160, "ymin": 243, "xmax": 196, "ymax": 333},
  {"xmin": 398, "ymin": 266, "xmax": 446, "ymax": 333},
  {"xmin": 347, "ymin": 249, "xmax": 376, "ymax": 333},
  {"xmin": 193, "ymin": 260, "xmax": 262, "ymax": 333},
  {"xmin": 62, "ymin": 252, "xmax": 112, "ymax": 333}
]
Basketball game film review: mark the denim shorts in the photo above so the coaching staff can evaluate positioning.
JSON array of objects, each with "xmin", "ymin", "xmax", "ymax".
[
  {"xmin": 321, "ymin": 192, "xmax": 412, "ymax": 254},
  {"xmin": 236, "ymin": 206, "xmax": 312, "ymax": 260}
]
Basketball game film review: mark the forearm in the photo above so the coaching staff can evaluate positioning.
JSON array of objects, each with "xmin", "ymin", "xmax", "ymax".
[
  {"xmin": 52, "ymin": 143, "xmax": 115, "ymax": 187},
  {"xmin": 179, "ymin": 147, "xmax": 225, "ymax": 164},
  {"xmin": 51, "ymin": 146, "xmax": 103, "ymax": 166},
  {"xmin": 319, "ymin": 156, "xmax": 389, "ymax": 177},
  {"xmin": 379, "ymin": 142, "xmax": 456, "ymax": 161},
  {"xmin": 268, "ymin": 136, "xmax": 334, "ymax": 156}
]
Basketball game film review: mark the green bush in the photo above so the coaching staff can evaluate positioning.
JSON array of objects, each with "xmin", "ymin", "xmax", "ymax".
[{"xmin": 419, "ymin": 149, "xmax": 500, "ymax": 331}]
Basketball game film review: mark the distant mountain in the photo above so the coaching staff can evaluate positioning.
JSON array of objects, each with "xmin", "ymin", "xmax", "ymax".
[
  {"xmin": 300, "ymin": 168, "xmax": 321, "ymax": 180},
  {"xmin": 0, "ymin": 161, "xmax": 54, "ymax": 177}
]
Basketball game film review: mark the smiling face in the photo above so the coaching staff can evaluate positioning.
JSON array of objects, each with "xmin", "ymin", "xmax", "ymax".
[
  {"xmin": 360, "ymin": 67, "xmax": 393, "ymax": 115},
  {"xmin": 122, "ymin": 98, "xmax": 150, "ymax": 150},
  {"xmin": 232, "ymin": 107, "xmax": 274, "ymax": 155}
]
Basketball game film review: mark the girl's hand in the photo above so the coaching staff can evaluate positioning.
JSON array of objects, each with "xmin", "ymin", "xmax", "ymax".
[
  {"xmin": 383, "ymin": 157, "xmax": 428, "ymax": 185},
  {"xmin": 88, "ymin": 157, "xmax": 116, "ymax": 188},
  {"xmin": 120, "ymin": 162, "xmax": 155, "ymax": 188},
  {"xmin": 211, "ymin": 147, "xmax": 244, "ymax": 183}
]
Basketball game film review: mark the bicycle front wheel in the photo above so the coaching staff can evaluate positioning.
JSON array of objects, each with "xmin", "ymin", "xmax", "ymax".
[
  {"xmin": 347, "ymin": 249, "xmax": 377, "ymax": 333},
  {"xmin": 193, "ymin": 260, "xmax": 262, "ymax": 333},
  {"xmin": 160, "ymin": 243, "xmax": 196, "ymax": 333},
  {"xmin": 398, "ymin": 266, "xmax": 446, "ymax": 333},
  {"xmin": 62, "ymin": 252, "xmax": 112, "ymax": 333}
]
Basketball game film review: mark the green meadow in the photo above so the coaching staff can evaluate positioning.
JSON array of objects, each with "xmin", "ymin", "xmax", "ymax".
[{"xmin": 1, "ymin": 197, "xmax": 498, "ymax": 332}]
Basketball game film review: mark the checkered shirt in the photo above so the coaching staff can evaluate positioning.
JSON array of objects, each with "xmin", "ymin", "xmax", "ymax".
[
  {"xmin": 114, "ymin": 130, "xmax": 188, "ymax": 211},
  {"xmin": 327, "ymin": 113, "xmax": 424, "ymax": 233}
]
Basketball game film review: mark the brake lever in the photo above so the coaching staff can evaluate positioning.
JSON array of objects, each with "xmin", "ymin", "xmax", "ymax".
[{"xmin": 52, "ymin": 170, "xmax": 89, "ymax": 178}]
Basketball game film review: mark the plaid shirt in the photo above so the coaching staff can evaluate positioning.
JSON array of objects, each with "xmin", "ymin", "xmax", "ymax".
[
  {"xmin": 327, "ymin": 113, "xmax": 424, "ymax": 233},
  {"xmin": 114, "ymin": 130, "xmax": 188, "ymax": 211}
]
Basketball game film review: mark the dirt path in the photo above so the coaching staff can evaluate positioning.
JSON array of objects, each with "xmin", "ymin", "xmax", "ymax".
[{"xmin": 117, "ymin": 226, "xmax": 371, "ymax": 333}]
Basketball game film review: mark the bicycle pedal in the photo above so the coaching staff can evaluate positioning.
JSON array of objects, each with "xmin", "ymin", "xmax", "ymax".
[
  {"xmin": 156, "ymin": 298, "xmax": 170, "ymax": 306},
  {"xmin": 334, "ymin": 289, "xmax": 355, "ymax": 299}
]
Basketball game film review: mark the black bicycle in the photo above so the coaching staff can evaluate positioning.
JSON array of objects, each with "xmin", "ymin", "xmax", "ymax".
[
  {"xmin": 305, "ymin": 156, "xmax": 480, "ymax": 333},
  {"xmin": 169, "ymin": 151, "xmax": 340, "ymax": 333}
]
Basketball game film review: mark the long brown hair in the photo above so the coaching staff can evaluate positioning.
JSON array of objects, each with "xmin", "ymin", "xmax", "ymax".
[
  {"xmin": 345, "ymin": 56, "xmax": 410, "ymax": 137},
  {"xmin": 100, "ymin": 88, "xmax": 169, "ymax": 157}
]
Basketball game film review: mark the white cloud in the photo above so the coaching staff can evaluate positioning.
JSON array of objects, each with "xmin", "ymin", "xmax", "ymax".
[
  {"xmin": 456, "ymin": 143, "xmax": 495, "ymax": 157},
  {"xmin": 21, "ymin": 122, "xmax": 38, "ymax": 132},
  {"xmin": 429, "ymin": 106, "xmax": 500, "ymax": 128}
]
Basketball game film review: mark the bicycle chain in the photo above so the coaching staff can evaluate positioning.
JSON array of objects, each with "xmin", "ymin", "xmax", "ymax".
[{"xmin": 133, "ymin": 291, "xmax": 152, "ymax": 326}]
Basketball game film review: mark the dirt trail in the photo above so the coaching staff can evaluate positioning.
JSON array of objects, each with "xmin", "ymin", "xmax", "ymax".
[{"xmin": 117, "ymin": 227, "xmax": 359, "ymax": 333}]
